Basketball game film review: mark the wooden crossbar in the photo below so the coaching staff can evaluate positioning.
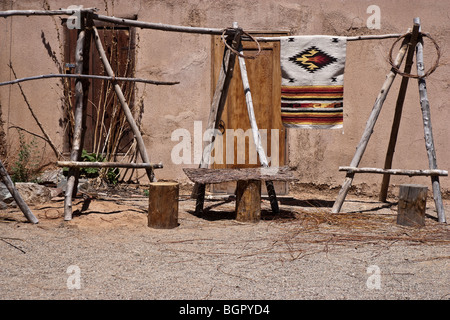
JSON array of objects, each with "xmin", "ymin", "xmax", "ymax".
[
  {"xmin": 339, "ymin": 167, "xmax": 448, "ymax": 176},
  {"xmin": 57, "ymin": 161, "xmax": 163, "ymax": 169}
]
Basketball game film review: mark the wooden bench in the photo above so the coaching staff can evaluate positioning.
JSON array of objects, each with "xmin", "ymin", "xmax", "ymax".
[{"xmin": 183, "ymin": 166, "xmax": 297, "ymax": 222}]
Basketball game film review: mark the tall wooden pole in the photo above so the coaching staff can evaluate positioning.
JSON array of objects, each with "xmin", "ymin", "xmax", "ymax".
[
  {"xmin": 92, "ymin": 26, "xmax": 155, "ymax": 183},
  {"xmin": 331, "ymin": 33, "xmax": 410, "ymax": 213},
  {"xmin": 237, "ymin": 36, "xmax": 279, "ymax": 214},
  {"xmin": 379, "ymin": 22, "xmax": 421, "ymax": 202},
  {"xmin": 64, "ymin": 18, "xmax": 92, "ymax": 221},
  {"xmin": 193, "ymin": 23, "xmax": 242, "ymax": 214},
  {"xmin": 415, "ymin": 18, "xmax": 446, "ymax": 223}
]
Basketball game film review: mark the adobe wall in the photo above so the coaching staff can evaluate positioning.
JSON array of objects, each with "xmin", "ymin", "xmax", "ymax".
[{"xmin": 1, "ymin": 0, "xmax": 449, "ymax": 197}]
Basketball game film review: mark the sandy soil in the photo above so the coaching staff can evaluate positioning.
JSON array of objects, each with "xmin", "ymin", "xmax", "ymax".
[{"xmin": 0, "ymin": 184, "xmax": 448, "ymax": 300}]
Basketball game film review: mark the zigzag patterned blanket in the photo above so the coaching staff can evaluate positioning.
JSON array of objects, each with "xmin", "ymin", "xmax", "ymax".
[{"xmin": 280, "ymin": 36, "xmax": 347, "ymax": 129}]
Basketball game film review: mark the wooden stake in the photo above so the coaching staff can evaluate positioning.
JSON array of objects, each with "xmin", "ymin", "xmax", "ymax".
[
  {"xmin": 92, "ymin": 26, "xmax": 155, "ymax": 183},
  {"xmin": 397, "ymin": 184, "xmax": 427, "ymax": 227},
  {"xmin": 379, "ymin": 22, "xmax": 421, "ymax": 202},
  {"xmin": 331, "ymin": 32, "xmax": 410, "ymax": 213},
  {"xmin": 235, "ymin": 180, "xmax": 261, "ymax": 223},
  {"xmin": 64, "ymin": 25, "xmax": 91, "ymax": 221},
  {"xmin": 0, "ymin": 159, "xmax": 38, "ymax": 224},
  {"xmin": 415, "ymin": 19, "xmax": 446, "ymax": 223},
  {"xmin": 148, "ymin": 182, "xmax": 179, "ymax": 229}
]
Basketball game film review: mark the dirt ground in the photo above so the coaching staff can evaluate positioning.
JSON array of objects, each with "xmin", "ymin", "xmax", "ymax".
[{"xmin": 0, "ymin": 183, "xmax": 449, "ymax": 300}]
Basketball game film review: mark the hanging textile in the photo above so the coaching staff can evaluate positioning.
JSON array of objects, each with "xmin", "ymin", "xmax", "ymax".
[{"xmin": 280, "ymin": 35, "xmax": 347, "ymax": 129}]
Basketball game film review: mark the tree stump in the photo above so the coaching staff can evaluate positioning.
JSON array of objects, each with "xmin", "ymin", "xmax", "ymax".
[
  {"xmin": 397, "ymin": 184, "xmax": 428, "ymax": 227},
  {"xmin": 148, "ymin": 182, "xmax": 179, "ymax": 229},
  {"xmin": 235, "ymin": 180, "xmax": 261, "ymax": 223}
]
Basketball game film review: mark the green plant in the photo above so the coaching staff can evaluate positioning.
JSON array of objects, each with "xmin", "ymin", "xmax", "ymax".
[
  {"xmin": 80, "ymin": 149, "xmax": 102, "ymax": 178},
  {"xmin": 63, "ymin": 149, "xmax": 120, "ymax": 185},
  {"xmin": 11, "ymin": 131, "xmax": 40, "ymax": 183}
]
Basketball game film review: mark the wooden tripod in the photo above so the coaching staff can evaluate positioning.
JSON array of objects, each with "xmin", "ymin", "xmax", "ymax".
[
  {"xmin": 332, "ymin": 18, "xmax": 447, "ymax": 223},
  {"xmin": 192, "ymin": 22, "xmax": 280, "ymax": 216}
]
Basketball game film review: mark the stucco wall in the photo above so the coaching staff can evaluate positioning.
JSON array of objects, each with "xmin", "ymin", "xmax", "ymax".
[{"xmin": 1, "ymin": 0, "xmax": 449, "ymax": 197}]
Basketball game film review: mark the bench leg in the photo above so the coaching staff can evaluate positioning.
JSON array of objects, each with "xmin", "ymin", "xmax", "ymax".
[
  {"xmin": 194, "ymin": 183, "xmax": 206, "ymax": 215},
  {"xmin": 236, "ymin": 180, "xmax": 261, "ymax": 222},
  {"xmin": 265, "ymin": 180, "xmax": 279, "ymax": 214}
]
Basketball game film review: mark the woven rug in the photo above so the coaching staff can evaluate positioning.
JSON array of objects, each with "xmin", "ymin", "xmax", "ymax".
[{"xmin": 280, "ymin": 35, "xmax": 347, "ymax": 129}]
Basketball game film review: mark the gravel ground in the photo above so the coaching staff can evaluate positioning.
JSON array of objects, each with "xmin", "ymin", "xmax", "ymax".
[{"xmin": 0, "ymin": 186, "xmax": 449, "ymax": 301}]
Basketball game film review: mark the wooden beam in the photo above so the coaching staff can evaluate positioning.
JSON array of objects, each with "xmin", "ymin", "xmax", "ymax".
[
  {"xmin": 379, "ymin": 22, "xmax": 421, "ymax": 202},
  {"xmin": 57, "ymin": 161, "xmax": 163, "ymax": 169},
  {"xmin": 331, "ymin": 31, "xmax": 410, "ymax": 214},
  {"xmin": 92, "ymin": 26, "xmax": 155, "ymax": 183},
  {"xmin": 0, "ymin": 73, "xmax": 179, "ymax": 87},
  {"xmin": 251, "ymin": 34, "xmax": 404, "ymax": 42},
  {"xmin": 184, "ymin": 166, "xmax": 296, "ymax": 184},
  {"xmin": 93, "ymin": 13, "xmax": 226, "ymax": 35},
  {"xmin": 0, "ymin": 8, "xmax": 98, "ymax": 17},
  {"xmin": 339, "ymin": 167, "xmax": 448, "ymax": 176}
]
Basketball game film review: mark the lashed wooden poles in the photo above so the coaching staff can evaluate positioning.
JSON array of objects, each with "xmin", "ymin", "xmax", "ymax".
[
  {"xmin": 92, "ymin": 26, "xmax": 155, "ymax": 183},
  {"xmin": 193, "ymin": 24, "xmax": 242, "ymax": 215},
  {"xmin": 331, "ymin": 32, "xmax": 410, "ymax": 214},
  {"xmin": 0, "ymin": 8, "xmax": 402, "ymax": 41},
  {"xmin": 379, "ymin": 22, "xmax": 421, "ymax": 202},
  {"xmin": 237, "ymin": 36, "xmax": 279, "ymax": 214},
  {"xmin": 0, "ymin": 159, "xmax": 38, "ymax": 224},
  {"xmin": 415, "ymin": 19, "xmax": 446, "ymax": 223},
  {"xmin": 64, "ymin": 25, "xmax": 91, "ymax": 221}
]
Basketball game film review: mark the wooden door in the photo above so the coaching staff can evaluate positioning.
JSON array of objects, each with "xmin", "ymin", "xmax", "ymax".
[{"xmin": 211, "ymin": 32, "xmax": 288, "ymax": 194}]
